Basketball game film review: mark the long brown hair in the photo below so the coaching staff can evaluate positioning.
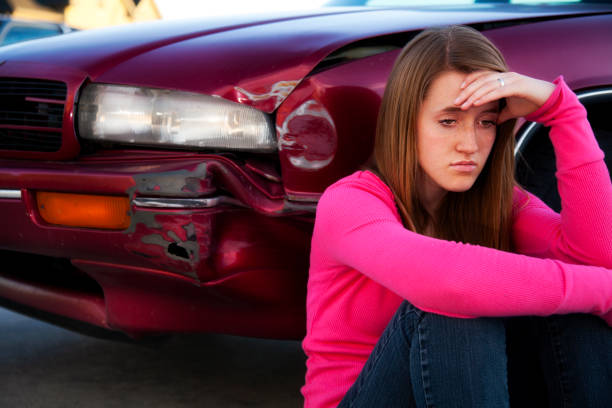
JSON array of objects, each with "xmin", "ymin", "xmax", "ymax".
[{"xmin": 372, "ymin": 25, "xmax": 515, "ymax": 251}]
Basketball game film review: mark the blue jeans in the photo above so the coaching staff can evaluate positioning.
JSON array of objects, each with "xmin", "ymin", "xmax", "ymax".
[{"xmin": 338, "ymin": 301, "xmax": 612, "ymax": 408}]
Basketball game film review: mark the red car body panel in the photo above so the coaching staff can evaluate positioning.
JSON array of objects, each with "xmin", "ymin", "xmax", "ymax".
[
  {"xmin": 0, "ymin": 153, "xmax": 312, "ymax": 337},
  {"xmin": 485, "ymin": 14, "xmax": 612, "ymax": 89},
  {"xmin": 0, "ymin": 4, "xmax": 611, "ymax": 339},
  {"xmin": 0, "ymin": 6, "xmax": 605, "ymax": 112}
]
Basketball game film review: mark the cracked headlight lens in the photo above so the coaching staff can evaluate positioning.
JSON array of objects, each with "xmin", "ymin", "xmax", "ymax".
[{"xmin": 77, "ymin": 84, "xmax": 276, "ymax": 152}]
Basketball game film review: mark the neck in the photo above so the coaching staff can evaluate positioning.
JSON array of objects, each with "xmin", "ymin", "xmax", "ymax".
[{"xmin": 418, "ymin": 172, "xmax": 446, "ymax": 218}]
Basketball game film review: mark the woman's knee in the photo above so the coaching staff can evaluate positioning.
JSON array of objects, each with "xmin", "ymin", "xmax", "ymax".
[
  {"xmin": 410, "ymin": 312, "xmax": 509, "ymax": 408},
  {"xmin": 417, "ymin": 309, "xmax": 507, "ymax": 351},
  {"xmin": 529, "ymin": 314, "xmax": 612, "ymax": 407}
]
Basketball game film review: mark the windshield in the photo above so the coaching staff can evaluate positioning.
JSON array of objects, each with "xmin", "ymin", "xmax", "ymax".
[{"xmin": 324, "ymin": 0, "xmax": 612, "ymax": 6}]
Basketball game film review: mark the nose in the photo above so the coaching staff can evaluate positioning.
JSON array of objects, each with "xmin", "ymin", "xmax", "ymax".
[{"xmin": 456, "ymin": 124, "xmax": 479, "ymax": 154}]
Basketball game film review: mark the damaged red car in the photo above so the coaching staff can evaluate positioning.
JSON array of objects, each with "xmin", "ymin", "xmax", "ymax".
[{"xmin": 0, "ymin": 1, "xmax": 611, "ymax": 339}]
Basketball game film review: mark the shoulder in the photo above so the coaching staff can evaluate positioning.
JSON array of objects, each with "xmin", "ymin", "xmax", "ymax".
[
  {"xmin": 512, "ymin": 185, "xmax": 539, "ymax": 215},
  {"xmin": 321, "ymin": 170, "xmax": 396, "ymax": 209},
  {"xmin": 316, "ymin": 170, "xmax": 402, "ymax": 225},
  {"xmin": 512, "ymin": 185, "xmax": 530, "ymax": 212},
  {"xmin": 512, "ymin": 185, "xmax": 553, "ymax": 219},
  {"xmin": 326, "ymin": 170, "xmax": 393, "ymax": 195}
]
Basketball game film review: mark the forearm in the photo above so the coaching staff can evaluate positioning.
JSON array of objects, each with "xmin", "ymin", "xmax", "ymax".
[
  {"xmin": 333, "ymin": 219, "xmax": 612, "ymax": 322},
  {"xmin": 517, "ymin": 77, "xmax": 612, "ymax": 267},
  {"xmin": 317, "ymin": 178, "xmax": 612, "ymax": 324},
  {"xmin": 555, "ymin": 162, "xmax": 612, "ymax": 267}
]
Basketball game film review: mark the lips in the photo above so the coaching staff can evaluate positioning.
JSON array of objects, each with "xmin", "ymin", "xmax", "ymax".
[{"xmin": 450, "ymin": 160, "xmax": 477, "ymax": 173}]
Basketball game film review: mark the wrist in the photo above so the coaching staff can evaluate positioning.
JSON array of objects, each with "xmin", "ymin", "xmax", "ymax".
[{"xmin": 524, "ymin": 75, "xmax": 564, "ymax": 122}]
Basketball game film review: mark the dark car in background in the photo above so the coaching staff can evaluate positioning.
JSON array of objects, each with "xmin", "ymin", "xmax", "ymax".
[
  {"xmin": 0, "ymin": 16, "xmax": 74, "ymax": 46},
  {"xmin": 0, "ymin": 1, "xmax": 610, "ymax": 339}
]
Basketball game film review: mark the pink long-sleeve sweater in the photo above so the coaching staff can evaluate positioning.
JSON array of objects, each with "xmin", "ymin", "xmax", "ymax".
[{"xmin": 301, "ymin": 77, "xmax": 612, "ymax": 408}]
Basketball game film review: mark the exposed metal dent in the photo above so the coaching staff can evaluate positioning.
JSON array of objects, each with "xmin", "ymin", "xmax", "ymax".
[
  {"xmin": 0, "ymin": 189, "xmax": 21, "ymax": 199},
  {"xmin": 119, "ymin": 157, "xmax": 314, "ymax": 275},
  {"xmin": 141, "ymin": 224, "xmax": 200, "ymax": 265},
  {"xmin": 234, "ymin": 80, "xmax": 300, "ymax": 111},
  {"xmin": 125, "ymin": 214, "xmax": 210, "ymax": 280},
  {"xmin": 126, "ymin": 163, "xmax": 214, "ymax": 199},
  {"xmin": 125, "ymin": 211, "xmax": 161, "ymax": 234},
  {"xmin": 124, "ymin": 165, "xmax": 213, "ymax": 273},
  {"xmin": 277, "ymin": 99, "xmax": 337, "ymax": 171},
  {"xmin": 121, "ymin": 157, "xmax": 316, "ymax": 221},
  {"xmin": 183, "ymin": 223, "xmax": 196, "ymax": 240}
]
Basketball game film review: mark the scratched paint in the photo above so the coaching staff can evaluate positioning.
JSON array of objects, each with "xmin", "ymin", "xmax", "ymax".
[
  {"xmin": 125, "ymin": 211, "xmax": 161, "ymax": 234},
  {"xmin": 126, "ymin": 163, "xmax": 215, "ymax": 199},
  {"xmin": 277, "ymin": 100, "xmax": 336, "ymax": 170},
  {"xmin": 124, "ymin": 211, "xmax": 213, "ymax": 281},
  {"xmin": 141, "ymin": 223, "xmax": 199, "ymax": 264},
  {"xmin": 234, "ymin": 80, "xmax": 300, "ymax": 112}
]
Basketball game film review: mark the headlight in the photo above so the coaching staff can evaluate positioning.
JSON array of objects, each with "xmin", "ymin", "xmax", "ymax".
[{"xmin": 77, "ymin": 84, "xmax": 277, "ymax": 152}]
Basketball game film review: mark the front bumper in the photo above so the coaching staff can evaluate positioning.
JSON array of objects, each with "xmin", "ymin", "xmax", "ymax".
[{"xmin": 0, "ymin": 152, "xmax": 314, "ymax": 338}]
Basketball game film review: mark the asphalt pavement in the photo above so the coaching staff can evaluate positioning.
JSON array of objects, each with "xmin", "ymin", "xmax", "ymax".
[{"xmin": 0, "ymin": 307, "xmax": 306, "ymax": 407}]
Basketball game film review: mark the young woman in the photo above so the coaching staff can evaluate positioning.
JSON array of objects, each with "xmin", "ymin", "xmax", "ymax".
[{"xmin": 302, "ymin": 26, "xmax": 612, "ymax": 408}]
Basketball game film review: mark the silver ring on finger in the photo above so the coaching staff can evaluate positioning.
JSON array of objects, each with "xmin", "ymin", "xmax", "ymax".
[{"xmin": 497, "ymin": 77, "xmax": 505, "ymax": 88}]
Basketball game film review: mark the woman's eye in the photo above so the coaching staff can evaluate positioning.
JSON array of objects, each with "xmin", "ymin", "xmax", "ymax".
[
  {"xmin": 479, "ymin": 120, "xmax": 497, "ymax": 128},
  {"xmin": 439, "ymin": 119, "xmax": 456, "ymax": 126}
]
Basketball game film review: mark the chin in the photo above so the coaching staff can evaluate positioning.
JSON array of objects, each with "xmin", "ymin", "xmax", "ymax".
[{"xmin": 444, "ymin": 179, "xmax": 478, "ymax": 193}]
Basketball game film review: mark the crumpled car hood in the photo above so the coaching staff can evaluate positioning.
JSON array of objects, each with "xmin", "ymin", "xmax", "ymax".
[{"xmin": 0, "ymin": 5, "xmax": 608, "ymax": 112}]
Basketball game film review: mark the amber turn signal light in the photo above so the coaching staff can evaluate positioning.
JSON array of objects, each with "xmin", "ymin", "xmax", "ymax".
[{"xmin": 37, "ymin": 192, "xmax": 131, "ymax": 230}]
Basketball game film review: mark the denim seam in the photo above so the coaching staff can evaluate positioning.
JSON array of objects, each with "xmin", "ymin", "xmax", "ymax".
[
  {"xmin": 546, "ymin": 318, "xmax": 572, "ymax": 408},
  {"xmin": 416, "ymin": 314, "xmax": 435, "ymax": 408}
]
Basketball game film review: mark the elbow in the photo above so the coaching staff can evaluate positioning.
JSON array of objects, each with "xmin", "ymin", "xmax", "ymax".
[
  {"xmin": 601, "ymin": 253, "xmax": 612, "ymax": 270},
  {"xmin": 603, "ymin": 242, "xmax": 612, "ymax": 269},
  {"xmin": 586, "ymin": 244, "xmax": 612, "ymax": 269},
  {"xmin": 560, "ymin": 235, "xmax": 612, "ymax": 269}
]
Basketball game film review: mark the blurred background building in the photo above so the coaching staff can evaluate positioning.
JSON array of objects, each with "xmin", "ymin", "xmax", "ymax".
[{"xmin": 0, "ymin": 0, "xmax": 161, "ymax": 29}]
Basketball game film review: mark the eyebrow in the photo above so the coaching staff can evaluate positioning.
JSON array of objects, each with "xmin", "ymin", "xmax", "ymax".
[{"xmin": 437, "ymin": 106, "xmax": 499, "ymax": 114}]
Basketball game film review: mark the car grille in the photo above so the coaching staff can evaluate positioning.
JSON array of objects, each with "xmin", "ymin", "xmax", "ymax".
[{"xmin": 0, "ymin": 77, "xmax": 67, "ymax": 152}]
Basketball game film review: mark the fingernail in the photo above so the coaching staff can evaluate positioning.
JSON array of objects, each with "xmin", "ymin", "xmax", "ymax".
[{"xmin": 454, "ymin": 97, "xmax": 461, "ymax": 104}]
